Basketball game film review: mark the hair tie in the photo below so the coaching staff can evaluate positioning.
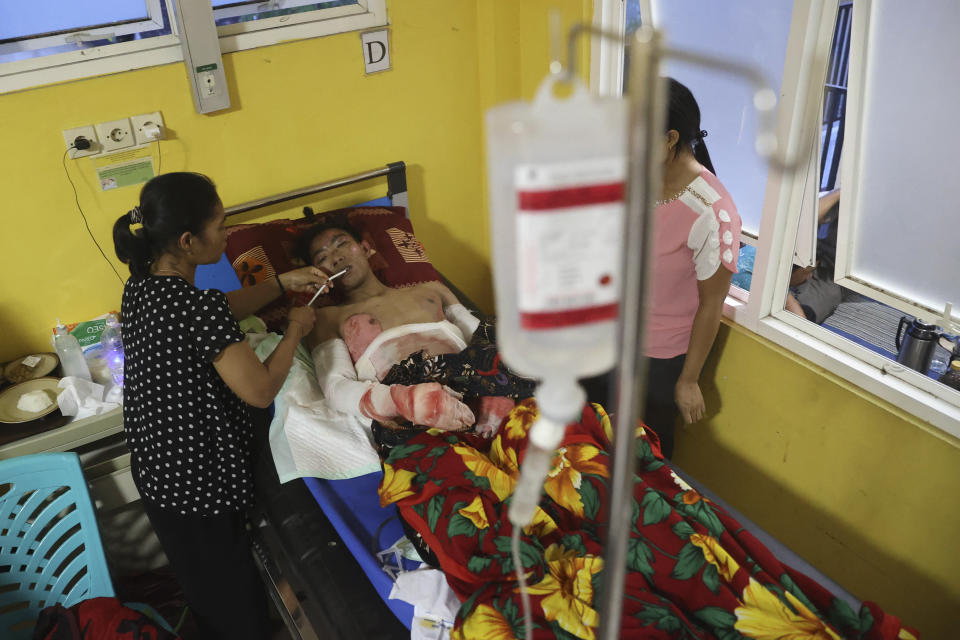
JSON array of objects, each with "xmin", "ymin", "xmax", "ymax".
[
  {"xmin": 699, "ymin": 129, "xmax": 708, "ymax": 140},
  {"xmin": 129, "ymin": 205, "xmax": 143, "ymax": 224}
]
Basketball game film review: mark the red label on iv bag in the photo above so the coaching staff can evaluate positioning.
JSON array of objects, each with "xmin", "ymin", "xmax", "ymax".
[
  {"xmin": 520, "ymin": 302, "xmax": 619, "ymax": 329},
  {"xmin": 514, "ymin": 160, "xmax": 626, "ymax": 331},
  {"xmin": 518, "ymin": 182, "xmax": 624, "ymax": 210}
]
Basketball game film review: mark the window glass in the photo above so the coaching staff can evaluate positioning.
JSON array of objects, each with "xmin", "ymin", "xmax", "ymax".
[
  {"xmin": 211, "ymin": 0, "xmax": 358, "ymax": 26},
  {"xmin": 649, "ymin": 0, "xmax": 794, "ymax": 239}
]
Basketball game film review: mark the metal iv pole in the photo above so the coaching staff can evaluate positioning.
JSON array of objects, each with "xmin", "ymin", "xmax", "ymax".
[{"xmin": 555, "ymin": 23, "xmax": 790, "ymax": 640}]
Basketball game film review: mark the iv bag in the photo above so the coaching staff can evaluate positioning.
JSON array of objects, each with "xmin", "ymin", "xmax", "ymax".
[{"xmin": 485, "ymin": 75, "xmax": 628, "ymax": 380}]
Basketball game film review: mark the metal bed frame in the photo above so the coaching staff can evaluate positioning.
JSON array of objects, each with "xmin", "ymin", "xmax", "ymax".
[{"xmin": 224, "ymin": 161, "xmax": 409, "ymax": 220}]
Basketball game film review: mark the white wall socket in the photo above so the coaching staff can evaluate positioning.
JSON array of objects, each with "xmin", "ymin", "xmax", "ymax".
[
  {"xmin": 62, "ymin": 126, "xmax": 101, "ymax": 159},
  {"xmin": 130, "ymin": 112, "xmax": 165, "ymax": 145},
  {"xmin": 95, "ymin": 118, "xmax": 135, "ymax": 153}
]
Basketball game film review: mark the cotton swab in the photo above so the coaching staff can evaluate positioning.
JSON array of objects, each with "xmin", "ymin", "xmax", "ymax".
[{"xmin": 307, "ymin": 268, "xmax": 348, "ymax": 307}]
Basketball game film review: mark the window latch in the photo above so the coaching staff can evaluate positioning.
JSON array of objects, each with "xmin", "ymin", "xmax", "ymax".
[{"xmin": 65, "ymin": 32, "xmax": 116, "ymax": 44}]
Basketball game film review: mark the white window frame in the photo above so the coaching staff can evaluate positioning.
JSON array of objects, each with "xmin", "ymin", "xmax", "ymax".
[
  {"xmin": 0, "ymin": 0, "xmax": 166, "ymax": 58},
  {"xmin": 211, "ymin": 0, "xmax": 357, "ymax": 23},
  {"xmin": 755, "ymin": 0, "xmax": 960, "ymax": 438},
  {"xmin": 216, "ymin": 0, "xmax": 384, "ymax": 54},
  {"xmin": 0, "ymin": 0, "xmax": 386, "ymax": 94},
  {"xmin": 212, "ymin": 0, "xmax": 325, "ymax": 22},
  {"xmin": 0, "ymin": 1, "xmax": 180, "ymax": 93},
  {"xmin": 590, "ymin": 0, "xmax": 627, "ymax": 96},
  {"xmin": 597, "ymin": 0, "xmax": 960, "ymax": 437}
]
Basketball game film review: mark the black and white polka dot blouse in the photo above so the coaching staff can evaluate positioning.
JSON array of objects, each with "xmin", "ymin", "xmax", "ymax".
[{"xmin": 121, "ymin": 275, "xmax": 252, "ymax": 515}]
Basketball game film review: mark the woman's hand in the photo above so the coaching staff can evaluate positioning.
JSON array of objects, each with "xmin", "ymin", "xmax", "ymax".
[
  {"xmin": 286, "ymin": 306, "xmax": 316, "ymax": 338},
  {"xmin": 675, "ymin": 378, "xmax": 705, "ymax": 423},
  {"xmin": 279, "ymin": 266, "xmax": 326, "ymax": 294}
]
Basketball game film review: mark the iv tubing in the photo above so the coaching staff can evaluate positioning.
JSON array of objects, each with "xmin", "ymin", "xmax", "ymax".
[
  {"xmin": 512, "ymin": 526, "xmax": 534, "ymax": 640},
  {"xmin": 509, "ymin": 380, "xmax": 585, "ymax": 639}
]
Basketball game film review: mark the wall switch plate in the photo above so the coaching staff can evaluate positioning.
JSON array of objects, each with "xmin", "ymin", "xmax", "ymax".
[
  {"xmin": 62, "ymin": 126, "xmax": 101, "ymax": 158},
  {"xmin": 95, "ymin": 118, "xmax": 135, "ymax": 152},
  {"xmin": 131, "ymin": 112, "xmax": 165, "ymax": 145}
]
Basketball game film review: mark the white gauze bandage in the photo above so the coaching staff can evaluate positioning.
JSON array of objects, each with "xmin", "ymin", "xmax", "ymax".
[
  {"xmin": 311, "ymin": 337, "xmax": 475, "ymax": 429},
  {"xmin": 312, "ymin": 338, "xmax": 388, "ymax": 420},
  {"xmin": 444, "ymin": 303, "xmax": 480, "ymax": 341}
]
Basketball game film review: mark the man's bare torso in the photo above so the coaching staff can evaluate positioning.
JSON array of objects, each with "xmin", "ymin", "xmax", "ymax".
[{"xmin": 308, "ymin": 281, "xmax": 459, "ymax": 364}]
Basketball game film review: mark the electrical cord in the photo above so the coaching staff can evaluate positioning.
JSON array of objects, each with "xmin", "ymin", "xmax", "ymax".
[{"xmin": 62, "ymin": 146, "xmax": 126, "ymax": 285}]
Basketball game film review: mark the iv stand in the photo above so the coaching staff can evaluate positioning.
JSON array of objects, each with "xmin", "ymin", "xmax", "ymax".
[
  {"xmin": 555, "ymin": 23, "xmax": 794, "ymax": 640},
  {"xmin": 600, "ymin": 25, "xmax": 664, "ymax": 640}
]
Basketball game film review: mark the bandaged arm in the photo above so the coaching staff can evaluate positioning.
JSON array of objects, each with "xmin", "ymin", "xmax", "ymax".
[
  {"xmin": 313, "ymin": 338, "xmax": 474, "ymax": 430},
  {"xmin": 313, "ymin": 338, "xmax": 373, "ymax": 418},
  {"xmin": 444, "ymin": 303, "xmax": 480, "ymax": 341}
]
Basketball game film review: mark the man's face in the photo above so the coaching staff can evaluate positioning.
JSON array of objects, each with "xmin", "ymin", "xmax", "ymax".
[{"xmin": 309, "ymin": 228, "xmax": 371, "ymax": 288}]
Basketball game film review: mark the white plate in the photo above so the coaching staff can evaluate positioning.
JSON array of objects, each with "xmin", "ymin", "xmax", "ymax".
[{"xmin": 0, "ymin": 377, "xmax": 60, "ymax": 424}]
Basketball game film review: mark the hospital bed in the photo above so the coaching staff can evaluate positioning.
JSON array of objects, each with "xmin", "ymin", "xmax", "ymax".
[{"xmin": 199, "ymin": 162, "xmax": 862, "ymax": 640}]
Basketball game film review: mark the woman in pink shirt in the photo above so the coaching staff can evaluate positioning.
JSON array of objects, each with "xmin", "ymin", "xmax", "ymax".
[{"xmin": 643, "ymin": 78, "xmax": 741, "ymax": 458}]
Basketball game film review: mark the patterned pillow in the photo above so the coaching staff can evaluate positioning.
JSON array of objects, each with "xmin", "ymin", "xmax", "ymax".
[{"xmin": 224, "ymin": 206, "xmax": 441, "ymax": 330}]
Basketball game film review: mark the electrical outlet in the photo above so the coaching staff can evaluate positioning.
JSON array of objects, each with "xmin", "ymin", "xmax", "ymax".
[
  {"xmin": 95, "ymin": 118, "xmax": 135, "ymax": 152},
  {"xmin": 131, "ymin": 112, "xmax": 165, "ymax": 145},
  {"xmin": 62, "ymin": 126, "xmax": 101, "ymax": 158},
  {"xmin": 198, "ymin": 71, "xmax": 217, "ymax": 97}
]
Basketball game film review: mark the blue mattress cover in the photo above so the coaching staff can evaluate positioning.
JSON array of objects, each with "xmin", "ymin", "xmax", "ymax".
[{"xmin": 302, "ymin": 474, "xmax": 417, "ymax": 628}]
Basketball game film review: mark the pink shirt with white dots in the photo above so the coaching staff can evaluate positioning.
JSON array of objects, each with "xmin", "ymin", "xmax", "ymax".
[{"xmin": 645, "ymin": 169, "xmax": 741, "ymax": 359}]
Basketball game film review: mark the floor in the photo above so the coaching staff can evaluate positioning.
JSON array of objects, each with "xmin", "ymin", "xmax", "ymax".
[{"xmin": 113, "ymin": 567, "xmax": 293, "ymax": 639}]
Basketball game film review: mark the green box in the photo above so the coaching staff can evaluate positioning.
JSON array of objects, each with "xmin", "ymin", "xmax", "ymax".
[{"xmin": 70, "ymin": 319, "xmax": 108, "ymax": 349}]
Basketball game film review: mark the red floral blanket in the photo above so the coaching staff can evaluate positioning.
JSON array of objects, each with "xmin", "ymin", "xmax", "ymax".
[{"xmin": 378, "ymin": 400, "xmax": 917, "ymax": 640}]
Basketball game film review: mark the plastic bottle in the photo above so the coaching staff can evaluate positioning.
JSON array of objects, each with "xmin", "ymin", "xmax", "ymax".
[
  {"xmin": 485, "ymin": 74, "xmax": 627, "ymax": 527},
  {"xmin": 53, "ymin": 319, "xmax": 92, "ymax": 381},
  {"xmin": 929, "ymin": 345, "xmax": 951, "ymax": 379},
  {"xmin": 99, "ymin": 313, "xmax": 125, "ymax": 387},
  {"xmin": 939, "ymin": 361, "xmax": 960, "ymax": 392}
]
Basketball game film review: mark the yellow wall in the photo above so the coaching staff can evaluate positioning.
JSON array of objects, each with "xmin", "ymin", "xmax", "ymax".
[
  {"xmin": 0, "ymin": 0, "xmax": 590, "ymax": 363},
  {"xmin": 678, "ymin": 321, "xmax": 960, "ymax": 637},
  {"xmin": 2, "ymin": 1, "xmax": 956, "ymax": 636}
]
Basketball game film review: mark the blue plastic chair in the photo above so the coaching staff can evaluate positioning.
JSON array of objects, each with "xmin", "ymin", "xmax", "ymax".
[{"xmin": 0, "ymin": 453, "xmax": 114, "ymax": 639}]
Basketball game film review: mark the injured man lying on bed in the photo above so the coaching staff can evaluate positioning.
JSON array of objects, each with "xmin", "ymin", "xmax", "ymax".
[{"xmin": 297, "ymin": 220, "xmax": 916, "ymax": 640}]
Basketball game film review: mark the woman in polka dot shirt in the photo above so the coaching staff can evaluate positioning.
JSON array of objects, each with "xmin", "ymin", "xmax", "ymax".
[
  {"xmin": 643, "ymin": 78, "xmax": 742, "ymax": 459},
  {"xmin": 113, "ymin": 172, "xmax": 321, "ymax": 639}
]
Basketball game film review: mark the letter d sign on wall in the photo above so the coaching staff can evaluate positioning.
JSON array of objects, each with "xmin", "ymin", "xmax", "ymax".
[{"xmin": 361, "ymin": 30, "xmax": 390, "ymax": 74}]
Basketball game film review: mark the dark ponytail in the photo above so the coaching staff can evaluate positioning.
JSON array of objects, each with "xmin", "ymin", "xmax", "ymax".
[
  {"xmin": 665, "ymin": 77, "xmax": 716, "ymax": 176},
  {"xmin": 112, "ymin": 172, "xmax": 221, "ymax": 280}
]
